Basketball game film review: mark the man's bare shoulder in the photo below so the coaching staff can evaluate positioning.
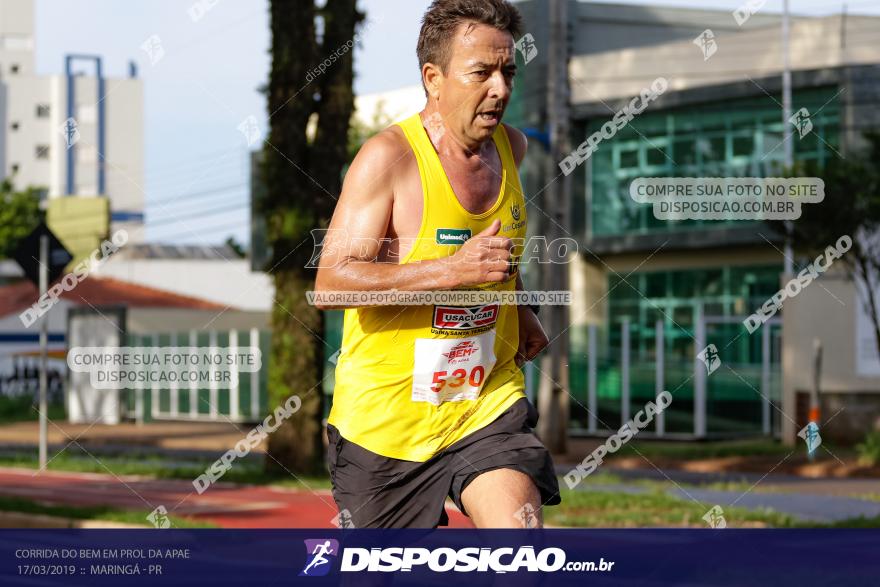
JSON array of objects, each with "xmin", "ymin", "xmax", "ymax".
[
  {"xmin": 338, "ymin": 124, "xmax": 417, "ymax": 218},
  {"xmin": 501, "ymin": 123, "xmax": 528, "ymax": 167},
  {"xmin": 350, "ymin": 125, "xmax": 414, "ymax": 181}
]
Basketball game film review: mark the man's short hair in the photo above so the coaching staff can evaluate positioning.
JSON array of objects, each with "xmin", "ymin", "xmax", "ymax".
[{"xmin": 417, "ymin": 0, "xmax": 523, "ymax": 82}]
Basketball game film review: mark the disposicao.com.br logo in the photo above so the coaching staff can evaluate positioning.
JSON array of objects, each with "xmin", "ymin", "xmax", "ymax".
[
  {"xmin": 299, "ymin": 539, "xmax": 614, "ymax": 575},
  {"xmin": 300, "ymin": 539, "xmax": 339, "ymax": 577}
]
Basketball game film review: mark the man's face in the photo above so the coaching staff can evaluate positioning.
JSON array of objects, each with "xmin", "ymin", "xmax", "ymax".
[{"xmin": 430, "ymin": 22, "xmax": 516, "ymax": 146}]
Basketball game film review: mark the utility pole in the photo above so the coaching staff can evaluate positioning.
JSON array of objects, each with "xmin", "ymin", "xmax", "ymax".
[
  {"xmin": 782, "ymin": 0, "xmax": 794, "ymax": 275},
  {"xmin": 537, "ymin": 0, "xmax": 570, "ymax": 454},
  {"xmin": 38, "ymin": 235, "xmax": 48, "ymax": 471},
  {"xmin": 10, "ymin": 223, "xmax": 70, "ymax": 472},
  {"xmin": 810, "ymin": 338, "xmax": 822, "ymax": 425}
]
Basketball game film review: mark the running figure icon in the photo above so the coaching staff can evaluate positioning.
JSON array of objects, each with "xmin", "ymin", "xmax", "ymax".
[{"xmin": 301, "ymin": 539, "xmax": 337, "ymax": 576}]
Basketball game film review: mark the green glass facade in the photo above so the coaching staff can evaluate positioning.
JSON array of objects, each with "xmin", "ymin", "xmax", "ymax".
[
  {"xmin": 569, "ymin": 265, "xmax": 784, "ymax": 435},
  {"xmin": 567, "ymin": 86, "xmax": 841, "ymax": 436},
  {"xmin": 588, "ymin": 87, "xmax": 841, "ymax": 237}
]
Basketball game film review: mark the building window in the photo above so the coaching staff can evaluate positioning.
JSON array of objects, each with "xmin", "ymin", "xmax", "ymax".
[
  {"xmin": 10, "ymin": 122, "xmax": 19, "ymax": 131},
  {"xmin": 587, "ymin": 86, "xmax": 842, "ymax": 237},
  {"xmin": 36, "ymin": 104, "xmax": 50, "ymax": 118},
  {"xmin": 10, "ymin": 64, "xmax": 19, "ymax": 74},
  {"xmin": 11, "ymin": 164, "xmax": 19, "ymax": 174},
  {"xmin": 586, "ymin": 264, "xmax": 784, "ymax": 436},
  {"xmin": 35, "ymin": 145, "xmax": 49, "ymax": 159}
]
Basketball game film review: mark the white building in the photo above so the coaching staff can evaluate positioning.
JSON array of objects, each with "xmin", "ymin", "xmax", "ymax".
[
  {"xmin": 0, "ymin": 0, "xmax": 145, "ymax": 241},
  {"xmin": 94, "ymin": 243, "xmax": 274, "ymax": 313},
  {"xmin": 354, "ymin": 84, "xmax": 425, "ymax": 129}
]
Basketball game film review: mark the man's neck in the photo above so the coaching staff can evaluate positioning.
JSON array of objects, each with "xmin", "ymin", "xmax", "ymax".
[{"xmin": 420, "ymin": 107, "xmax": 492, "ymax": 161}]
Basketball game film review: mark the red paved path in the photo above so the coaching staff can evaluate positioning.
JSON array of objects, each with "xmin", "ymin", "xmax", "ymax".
[{"xmin": 0, "ymin": 467, "xmax": 474, "ymax": 528}]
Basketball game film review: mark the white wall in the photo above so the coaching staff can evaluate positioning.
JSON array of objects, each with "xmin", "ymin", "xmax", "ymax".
[
  {"xmin": 94, "ymin": 257, "xmax": 274, "ymax": 312},
  {"xmin": 0, "ymin": 0, "xmax": 35, "ymax": 76},
  {"xmin": 0, "ymin": 297, "xmax": 70, "ymax": 377},
  {"xmin": 570, "ymin": 15, "xmax": 880, "ymax": 104},
  {"xmin": 1, "ymin": 74, "xmax": 52, "ymax": 191},
  {"xmin": 782, "ymin": 271, "xmax": 880, "ymax": 443}
]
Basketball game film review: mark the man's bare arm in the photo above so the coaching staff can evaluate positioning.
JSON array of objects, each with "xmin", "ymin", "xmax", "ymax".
[{"xmin": 314, "ymin": 130, "xmax": 512, "ymax": 309}]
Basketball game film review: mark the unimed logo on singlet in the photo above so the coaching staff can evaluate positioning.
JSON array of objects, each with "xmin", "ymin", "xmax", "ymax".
[
  {"xmin": 436, "ymin": 228, "xmax": 471, "ymax": 245},
  {"xmin": 432, "ymin": 304, "xmax": 499, "ymax": 335}
]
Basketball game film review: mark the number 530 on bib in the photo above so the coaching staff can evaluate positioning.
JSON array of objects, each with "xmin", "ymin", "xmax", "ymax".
[{"xmin": 411, "ymin": 331, "xmax": 497, "ymax": 406}]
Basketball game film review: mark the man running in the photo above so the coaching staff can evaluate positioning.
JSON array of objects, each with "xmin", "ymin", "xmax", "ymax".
[
  {"xmin": 315, "ymin": 0, "xmax": 560, "ymax": 528},
  {"xmin": 303, "ymin": 541, "xmax": 335, "ymax": 575}
]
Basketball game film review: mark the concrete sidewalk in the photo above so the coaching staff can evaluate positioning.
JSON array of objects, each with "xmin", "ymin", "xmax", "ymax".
[
  {"xmin": 605, "ymin": 466, "xmax": 880, "ymax": 497},
  {"xmin": 565, "ymin": 466, "xmax": 880, "ymax": 523}
]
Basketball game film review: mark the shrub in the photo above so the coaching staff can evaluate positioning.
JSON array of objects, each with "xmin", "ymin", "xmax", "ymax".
[{"xmin": 856, "ymin": 431, "xmax": 880, "ymax": 466}]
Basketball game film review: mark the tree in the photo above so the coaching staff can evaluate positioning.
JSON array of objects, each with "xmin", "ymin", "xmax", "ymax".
[
  {"xmin": 347, "ymin": 99, "xmax": 393, "ymax": 161},
  {"xmin": 262, "ymin": 0, "xmax": 362, "ymax": 474},
  {"xmin": 771, "ymin": 133, "xmax": 880, "ymax": 362},
  {"xmin": 0, "ymin": 180, "xmax": 42, "ymax": 259},
  {"xmin": 224, "ymin": 235, "xmax": 246, "ymax": 258}
]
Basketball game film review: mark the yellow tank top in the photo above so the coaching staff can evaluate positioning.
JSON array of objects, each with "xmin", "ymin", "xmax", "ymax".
[{"xmin": 327, "ymin": 113, "xmax": 529, "ymax": 462}]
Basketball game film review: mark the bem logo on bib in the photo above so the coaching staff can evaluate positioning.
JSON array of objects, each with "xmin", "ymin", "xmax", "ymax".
[
  {"xmin": 432, "ymin": 304, "xmax": 499, "ymax": 334},
  {"xmin": 442, "ymin": 340, "xmax": 479, "ymax": 363},
  {"xmin": 412, "ymin": 330, "xmax": 497, "ymax": 405}
]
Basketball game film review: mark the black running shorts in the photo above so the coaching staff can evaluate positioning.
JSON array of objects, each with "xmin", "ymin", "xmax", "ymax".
[{"xmin": 326, "ymin": 397, "xmax": 561, "ymax": 528}]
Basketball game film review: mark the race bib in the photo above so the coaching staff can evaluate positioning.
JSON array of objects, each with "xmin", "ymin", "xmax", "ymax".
[{"xmin": 411, "ymin": 331, "xmax": 496, "ymax": 406}]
